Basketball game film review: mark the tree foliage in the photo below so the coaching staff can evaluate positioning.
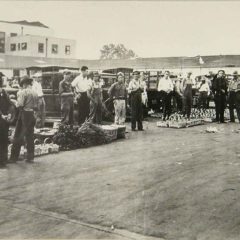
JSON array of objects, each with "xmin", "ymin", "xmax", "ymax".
[{"xmin": 100, "ymin": 43, "xmax": 137, "ymax": 60}]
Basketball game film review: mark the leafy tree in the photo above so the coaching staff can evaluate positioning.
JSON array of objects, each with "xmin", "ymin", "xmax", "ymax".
[{"xmin": 100, "ymin": 43, "xmax": 137, "ymax": 60}]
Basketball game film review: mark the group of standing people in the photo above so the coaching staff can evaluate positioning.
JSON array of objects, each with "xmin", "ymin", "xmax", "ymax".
[
  {"xmin": 0, "ymin": 71, "xmax": 47, "ymax": 168},
  {"xmin": 213, "ymin": 70, "xmax": 240, "ymax": 123},
  {"xmin": 1, "ymin": 68, "xmax": 240, "ymax": 169},
  {"xmin": 0, "ymin": 75, "xmax": 40, "ymax": 168},
  {"xmin": 157, "ymin": 69, "xmax": 240, "ymax": 123},
  {"xmin": 59, "ymin": 66, "xmax": 105, "ymax": 125},
  {"xmin": 158, "ymin": 71, "xmax": 197, "ymax": 120},
  {"xmin": 60, "ymin": 68, "xmax": 146, "ymax": 131}
]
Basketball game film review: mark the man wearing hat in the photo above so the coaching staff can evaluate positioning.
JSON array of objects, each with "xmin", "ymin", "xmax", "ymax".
[
  {"xmin": 87, "ymin": 71, "xmax": 103, "ymax": 124},
  {"xmin": 198, "ymin": 76, "xmax": 210, "ymax": 111},
  {"xmin": 10, "ymin": 76, "xmax": 38, "ymax": 163},
  {"xmin": 128, "ymin": 70, "xmax": 146, "ymax": 131},
  {"xmin": 182, "ymin": 72, "xmax": 195, "ymax": 120},
  {"xmin": 173, "ymin": 73, "xmax": 184, "ymax": 113},
  {"xmin": 59, "ymin": 71, "xmax": 74, "ymax": 125},
  {"xmin": 0, "ymin": 76, "xmax": 14, "ymax": 168},
  {"xmin": 32, "ymin": 72, "xmax": 46, "ymax": 128},
  {"xmin": 71, "ymin": 66, "xmax": 92, "ymax": 125},
  {"xmin": 228, "ymin": 71, "xmax": 240, "ymax": 122},
  {"xmin": 108, "ymin": 72, "xmax": 127, "ymax": 125},
  {"xmin": 158, "ymin": 70, "xmax": 174, "ymax": 120},
  {"xmin": 11, "ymin": 76, "xmax": 20, "ymax": 89},
  {"xmin": 212, "ymin": 70, "xmax": 228, "ymax": 123}
]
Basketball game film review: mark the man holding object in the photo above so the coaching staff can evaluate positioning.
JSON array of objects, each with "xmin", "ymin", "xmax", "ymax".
[{"xmin": 71, "ymin": 66, "xmax": 92, "ymax": 125}]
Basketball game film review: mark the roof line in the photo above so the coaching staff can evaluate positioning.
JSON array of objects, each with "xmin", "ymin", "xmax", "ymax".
[{"xmin": 0, "ymin": 20, "xmax": 49, "ymax": 29}]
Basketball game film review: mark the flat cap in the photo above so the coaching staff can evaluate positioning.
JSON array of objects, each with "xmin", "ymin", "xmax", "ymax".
[
  {"xmin": 117, "ymin": 72, "xmax": 124, "ymax": 77},
  {"xmin": 33, "ymin": 72, "xmax": 42, "ymax": 78},
  {"xmin": 20, "ymin": 75, "xmax": 33, "ymax": 86},
  {"xmin": 233, "ymin": 71, "xmax": 238, "ymax": 75},
  {"xmin": 62, "ymin": 69, "xmax": 72, "ymax": 75},
  {"xmin": 132, "ymin": 70, "xmax": 140, "ymax": 75},
  {"xmin": 93, "ymin": 71, "xmax": 100, "ymax": 77}
]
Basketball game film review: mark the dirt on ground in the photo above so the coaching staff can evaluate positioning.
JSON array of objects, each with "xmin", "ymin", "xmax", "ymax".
[{"xmin": 0, "ymin": 120, "xmax": 240, "ymax": 240}]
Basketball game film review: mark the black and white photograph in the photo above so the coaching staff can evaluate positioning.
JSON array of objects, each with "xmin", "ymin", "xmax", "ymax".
[{"xmin": 0, "ymin": 1, "xmax": 240, "ymax": 240}]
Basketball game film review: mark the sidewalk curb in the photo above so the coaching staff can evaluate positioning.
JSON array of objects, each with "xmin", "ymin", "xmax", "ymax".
[{"xmin": 1, "ymin": 200, "xmax": 164, "ymax": 240}]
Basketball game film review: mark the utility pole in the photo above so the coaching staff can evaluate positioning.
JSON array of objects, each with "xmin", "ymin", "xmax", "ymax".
[{"xmin": 45, "ymin": 38, "xmax": 48, "ymax": 58}]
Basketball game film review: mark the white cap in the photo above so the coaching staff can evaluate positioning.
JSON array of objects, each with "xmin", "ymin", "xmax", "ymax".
[
  {"xmin": 33, "ymin": 72, "xmax": 42, "ymax": 78},
  {"xmin": 62, "ymin": 69, "xmax": 72, "ymax": 74}
]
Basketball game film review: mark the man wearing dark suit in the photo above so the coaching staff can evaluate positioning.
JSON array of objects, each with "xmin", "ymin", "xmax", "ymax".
[
  {"xmin": 212, "ymin": 70, "xmax": 228, "ymax": 123},
  {"xmin": 0, "ymin": 75, "xmax": 14, "ymax": 168}
]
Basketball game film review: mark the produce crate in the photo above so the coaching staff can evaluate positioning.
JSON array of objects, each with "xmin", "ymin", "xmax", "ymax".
[
  {"xmin": 186, "ymin": 119, "xmax": 204, "ymax": 127},
  {"xmin": 8, "ymin": 141, "xmax": 60, "ymax": 159},
  {"xmin": 151, "ymin": 113, "xmax": 163, "ymax": 118},
  {"xmin": 34, "ymin": 128, "xmax": 57, "ymax": 142},
  {"xmin": 157, "ymin": 121, "xmax": 169, "ymax": 128},
  {"xmin": 34, "ymin": 143, "xmax": 60, "ymax": 157},
  {"xmin": 111, "ymin": 124, "xmax": 126, "ymax": 139},
  {"xmin": 168, "ymin": 121, "xmax": 187, "ymax": 129},
  {"xmin": 100, "ymin": 125, "xmax": 118, "ymax": 141},
  {"xmin": 203, "ymin": 118, "xmax": 212, "ymax": 123}
]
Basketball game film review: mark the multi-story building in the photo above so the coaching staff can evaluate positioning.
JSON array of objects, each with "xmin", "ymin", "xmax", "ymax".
[
  {"xmin": 0, "ymin": 20, "xmax": 76, "ymax": 59},
  {"xmin": 7, "ymin": 35, "xmax": 76, "ymax": 59}
]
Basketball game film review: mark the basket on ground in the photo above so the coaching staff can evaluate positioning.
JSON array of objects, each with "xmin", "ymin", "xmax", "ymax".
[
  {"xmin": 100, "ymin": 125, "xmax": 118, "ymax": 141},
  {"xmin": 111, "ymin": 124, "xmax": 126, "ymax": 138}
]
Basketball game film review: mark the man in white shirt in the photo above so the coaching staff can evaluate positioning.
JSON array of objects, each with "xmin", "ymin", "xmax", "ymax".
[
  {"xmin": 182, "ymin": 72, "xmax": 195, "ymax": 120},
  {"xmin": 158, "ymin": 70, "xmax": 174, "ymax": 120},
  {"xmin": 198, "ymin": 76, "xmax": 210, "ymax": 111},
  {"xmin": 71, "ymin": 66, "xmax": 92, "ymax": 124},
  {"xmin": 32, "ymin": 72, "xmax": 46, "ymax": 128}
]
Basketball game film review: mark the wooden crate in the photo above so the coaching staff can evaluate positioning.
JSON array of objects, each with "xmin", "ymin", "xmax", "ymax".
[
  {"xmin": 157, "ymin": 121, "xmax": 169, "ymax": 128},
  {"xmin": 101, "ymin": 125, "xmax": 118, "ymax": 141},
  {"xmin": 115, "ymin": 125, "xmax": 126, "ymax": 139},
  {"xmin": 168, "ymin": 121, "xmax": 187, "ymax": 129},
  {"xmin": 186, "ymin": 119, "xmax": 204, "ymax": 127}
]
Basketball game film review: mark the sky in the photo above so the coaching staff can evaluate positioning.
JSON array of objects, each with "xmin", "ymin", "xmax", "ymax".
[{"xmin": 1, "ymin": 1, "xmax": 240, "ymax": 59}]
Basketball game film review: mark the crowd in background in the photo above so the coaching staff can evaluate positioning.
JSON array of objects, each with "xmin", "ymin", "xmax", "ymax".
[
  {"xmin": 1, "ymin": 67, "xmax": 240, "ymax": 168},
  {"xmin": 56, "ymin": 68, "xmax": 240, "ymax": 130},
  {"xmin": 153, "ymin": 69, "xmax": 240, "ymax": 123}
]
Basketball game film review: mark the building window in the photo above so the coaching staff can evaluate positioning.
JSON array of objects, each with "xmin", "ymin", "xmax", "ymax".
[
  {"xmin": 0, "ymin": 32, "xmax": 5, "ymax": 53},
  {"xmin": 38, "ymin": 43, "xmax": 44, "ymax": 53},
  {"xmin": 18, "ymin": 43, "xmax": 21, "ymax": 50},
  {"xmin": 10, "ymin": 43, "xmax": 16, "ymax": 51},
  {"xmin": 65, "ymin": 45, "xmax": 70, "ymax": 55},
  {"xmin": 10, "ymin": 33, "xmax": 17, "ymax": 37},
  {"xmin": 52, "ymin": 44, "xmax": 58, "ymax": 54},
  {"xmin": 21, "ymin": 42, "xmax": 27, "ymax": 50}
]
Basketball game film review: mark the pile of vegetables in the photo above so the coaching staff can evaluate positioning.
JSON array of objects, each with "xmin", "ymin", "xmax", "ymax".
[
  {"xmin": 52, "ymin": 122, "xmax": 112, "ymax": 150},
  {"xmin": 155, "ymin": 109, "xmax": 216, "ymax": 122},
  {"xmin": 190, "ymin": 109, "xmax": 216, "ymax": 120}
]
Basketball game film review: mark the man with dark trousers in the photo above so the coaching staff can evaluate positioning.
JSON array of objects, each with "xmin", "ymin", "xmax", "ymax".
[
  {"xmin": 212, "ymin": 70, "xmax": 228, "ymax": 123},
  {"xmin": 71, "ymin": 66, "xmax": 92, "ymax": 125},
  {"xmin": 158, "ymin": 71, "xmax": 174, "ymax": 120},
  {"xmin": 182, "ymin": 72, "xmax": 195, "ymax": 120},
  {"xmin": 128, "ymin": 70, "xmax": 146, "ymax": 131},
  {"xmin": 10, "ymin": 76, "xmax": 38, "ymax": 163},
  {"xmin": 228, "ymin": 71, "xmax": 240, "ymax": 122},
  {"xmin": 0, "ymin": 76, "xmax": 14, "ymax": 168},
  {"xmin": 59, "ymin": 71, "xmax": 74, "ymax": 125}
]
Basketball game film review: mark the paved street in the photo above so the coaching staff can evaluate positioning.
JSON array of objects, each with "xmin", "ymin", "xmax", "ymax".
[{"xmin": 0, "ymin": 120, "xmax": 240, "ymax": 240}]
